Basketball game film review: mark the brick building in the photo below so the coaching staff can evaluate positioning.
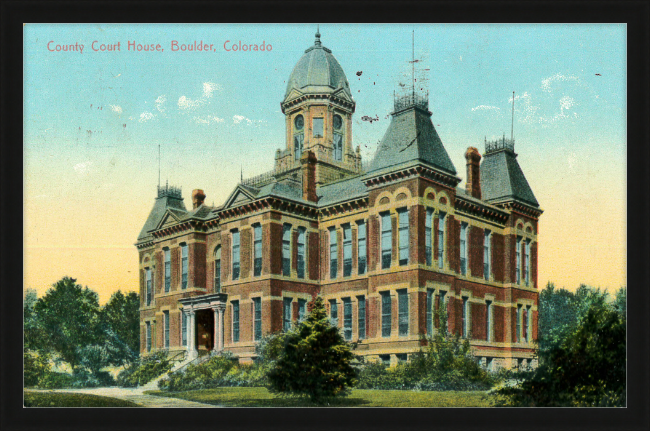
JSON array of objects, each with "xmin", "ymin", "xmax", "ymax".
[{"xmin": 136, "ymin": 30, "xmax": 542, "ymax": 369}]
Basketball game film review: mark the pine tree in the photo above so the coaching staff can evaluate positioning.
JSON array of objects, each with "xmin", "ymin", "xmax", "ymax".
[{"xmin": 268, "ymin": 296, "xmax": 357, "ymax": 403}]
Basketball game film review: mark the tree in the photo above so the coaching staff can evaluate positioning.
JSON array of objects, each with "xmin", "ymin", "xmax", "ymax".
[
  {"xmin": 34, "ymin": 277, "xmax": 102, "ymax": 369},
  {"xmin": 99, "ymin": 291, "xmax": 140, "ymax": 365},
  {"xmin": 268, "ymin": 296, "xmax": 357, "ymax": 403}
]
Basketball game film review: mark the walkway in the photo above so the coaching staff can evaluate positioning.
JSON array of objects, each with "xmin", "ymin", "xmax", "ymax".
[{"xmin": 25, "ymin": 387, "xmax": 218, "ymax": 408}]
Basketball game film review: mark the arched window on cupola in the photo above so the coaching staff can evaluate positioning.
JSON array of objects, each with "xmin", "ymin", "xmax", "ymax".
[
  {"xmin": 333, "ymin": 114, "xmax": 344, "ymax": 161},
  {"xmin": 213, "ymin": 245, "xmax": 221, "ymax": 292},
  {"xmin": 294, "ymin": 115, "xmax": 304, "ymax": 160}
]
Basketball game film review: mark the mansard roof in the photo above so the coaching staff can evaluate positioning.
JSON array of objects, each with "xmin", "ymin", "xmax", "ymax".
[
  {"xmin": 480, "ymin": 148, "xmax": 539, "ymax": 208},
  {"xmin": 317, "ymin": 175, "xmax": 368, "ymax": 206},
  {"xmin": 367, "ymin": 104, "xmax": 457, "ymax": 177},
  {"xmin": 137, "ymin": 189, "xmax": 187, "ymax": 241}
]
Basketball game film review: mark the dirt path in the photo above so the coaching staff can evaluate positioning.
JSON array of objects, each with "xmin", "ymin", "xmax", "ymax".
[{"xmin": 26, "ymin": 387, "xmax": 218, "ymax": 408}]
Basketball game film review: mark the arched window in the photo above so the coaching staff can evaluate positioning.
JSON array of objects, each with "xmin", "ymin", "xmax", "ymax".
[
  {"xmin": 294, "ymin": 115, "xmax": 304, "ymax": 160},
  {"xmin": 213, "ymin": 246, "xmax": 221, "ymax": 292},
  {"xmin": 333, "ymin": 114, "xmax": 343, "ymax": 161}
]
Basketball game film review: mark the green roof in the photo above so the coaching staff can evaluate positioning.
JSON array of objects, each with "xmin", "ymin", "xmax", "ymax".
[
  {"xmin": 480, "ymin": 149, "xmax": 539, "ymax": 207},
  {"xmin": 137, "ymin": 193, "xmax": 187, "ymax": 241}
]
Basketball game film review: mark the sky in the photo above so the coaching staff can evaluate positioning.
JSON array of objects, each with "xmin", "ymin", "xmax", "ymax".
[{"xmin": 23, "ymin": 24, "xmax": 626, "ymax": 304}]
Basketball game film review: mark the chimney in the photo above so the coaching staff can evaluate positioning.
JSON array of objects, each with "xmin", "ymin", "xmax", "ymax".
[
  {"xmin": 464, "ymin": 147, "xmax": 482, "ymax": 199},
  {"xmin": 192, "ymin": 189, "xmax": 206, "ymax": 209},
  {"xmin": 300, "ymin": 151, "xmax": 318, "ymax": 202}
]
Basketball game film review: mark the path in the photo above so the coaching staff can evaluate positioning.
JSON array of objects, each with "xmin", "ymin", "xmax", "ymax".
[{"xmin": 25, "ymin": 387, "xmax": 218, "ymax": 408}]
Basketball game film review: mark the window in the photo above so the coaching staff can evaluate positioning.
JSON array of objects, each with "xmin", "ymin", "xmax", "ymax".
[
  {"xmin": 297, "ymin": 227, "xmax": 306, "ymax": 279},
  {"xmin": 145, "ymin": 267, "xmax": 152, "ymax": 306},
  {"xmin": 181, "ymin": 244, "xmax": 188, "ymax": 289},
  {"xmin": 381, "ymin": 292, "xmax": 391, "ymax": 338},
  {"xmin": 486, "ymin": 300, "xmax": 493, "ymax": 342},
  {"xmin": 343, "ymin": 298, "xmax": 352, "ymax": 340},
  {"xmin": 398, "ymin": 289, "xmax": 409, "ymax": 336},
  {"xmin": 283, "ymin": 297, "xmax": 292, "ymax": 332},
  {"xmin": 253, "ymin": 298, "xmax": 262, "ymax": 341},
  {"xmin": 516, "ymin": 304, "xmax": 522, "ymax": 342},
  {"xmin": 438, "ymin": 291, "xmax": 447, "ymax": 328},
  {"xmin": 398, "ymin": 208, "xmax": 409, "ymax": 266},
  {"xmin": 486, "ymin": 357, "xmax": 494, "ymax": 372},
  {"xmin": 357, "ymin": 220, "xmax": 367, "ymax": 275},
  {"xmin": 329, "ymin": 300, "xmax": 338, "ymax": 327},
  {"xmin": 516, "ymin": 237, "xmax": 522, "ymax": 284},
  {"xmin": 357, "ymin": 296, "xmax": 366, "ymax": 340},
  {"xmin": 313, "ymin": 118, "xmax": 324, "ymax": 138},
  {"xmin": 381, "ymin": 212, "xmax": 392, "ymax": 269},
  {"xmin": 524, "ymin": 240, "xmax": 531, "ymax": 286},
  {"xmin": 232, "ymin": 230, "xmax": 240, "ymax": 280},
  {"xmin": 181, "ymin": 312, "xmax": 187, "ymax": 346},
  {"xmin": 526, "ymin": 305, "xmax": 532, "ymax": 342},
  {"xmin": 461, "ymin": 297, "xmax": 469, "ymax": 338},
  {"xmin": 396, "ymin": 353, "xmax": 408, "ymax": 363},
  {"xmin": 379, "ymin": 354, "xmax": 390, "ymax": 366},
  {"xmin": 282, "ymin": 224, "xmax": 291, "ymax": 277},
  {"xmin": 343, "ymin": 224, "xmax": 352, "ymax": 277},
  {"xmin": 425, "ymin": 209, "xmax": 433, "ymax": 266},
  {"xmin": 232, "ymin": 301, "xmax": 240, "ymax": 342},
  {"xmin": 298, "ymin": 299, "xmax": 307, "ymax": 322},
  {"xmin": 253, "ymin": 224, "xmax": 262, "ymax": 277},
  {"xmin": 329, "ymin": 228, "xmax": 337, "ymax": 279},
  {"xmin": 333, "ymin": 133, "xmax": 343, "ymax": 161},
  {"xmin": 438, "ymin": 212, "xmax": 446, "ymax": 268},
  {"xmin": 484, "ymin": 230, "xmax": 491, "ymax": 280},
  {"xmin": 146, "ymin": 322, "xmax": 151, "ymax": 352},
  {"xmin": 294, "ymin": 133, "xmax": 304, "ymax": 160},
  {"xmin": 163, "ymin": 310, "xmax": 170, "ymax": 348},
  {"xmin": 426, "ymin": 289, "xmax": 433, "ymax": 335},
  {"xmin": 164, "ymin": 248, "xmax": 171, "ymax": 292},
  {"xmin": 460, "ymin": 223, "xmax": 468, "ymax": 276},
  {"xmin": 214, "ymin": 246, "xmax": 221, "ymax": 292}
]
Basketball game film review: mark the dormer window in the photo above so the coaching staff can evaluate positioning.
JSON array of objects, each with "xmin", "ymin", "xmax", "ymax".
[{"xmin": 313, "ymin": 118, "xmax": 323, "ymax": 138}]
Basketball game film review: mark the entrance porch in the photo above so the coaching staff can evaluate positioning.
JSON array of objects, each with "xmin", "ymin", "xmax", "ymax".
[{"xmin": 179, "ymin": 293, "xmax": 228, "ymax": 360}]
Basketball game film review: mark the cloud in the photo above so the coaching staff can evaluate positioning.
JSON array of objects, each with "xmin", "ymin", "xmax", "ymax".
[
  {"xmin": 194, "ymin": 115, "xmax": 225, "ymax": 125},
  {"xmin": 177, "ymin": 95, "xmax": 204, "ymax": 110},
  {"xmin": 541, "ymin": 73, "xmax": 580, "ymax": 93},
  {"xmin": 155, "ymin": 95, "xmax": 166, "ymax": 113},
  {"xmin": 471, "ymin": 105, "xmax": 500, "ymax": 112},
  {"xmin": 203, "ymin": 82, "xmax": 220, "ymax": 98},
  {"xmin": 109, "ymin": 105, "xmax": 122, "ymax": 115},
  {"xmin": 139, "ymin": 111, "xmax": 155, "ymax": 122},
  {"xmin": 233, "ymin": 114, "xmax": 253, "ymax": 125},
  {"xmin": 178, "ymin": 81, "xmax": 221, "ymax": 110},
  {"xmin": 73, "ymin": 161, "xmax": 92, "ymax": 175}
]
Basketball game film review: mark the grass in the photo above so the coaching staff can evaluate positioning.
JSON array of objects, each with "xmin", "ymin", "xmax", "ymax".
[
  {"xmin": 147, "ymin": 387, "xmax": 494, "ymax": 407},
  {"xmin": 24, "ymin": 391, "xmax": 141, "ymax": 407}
]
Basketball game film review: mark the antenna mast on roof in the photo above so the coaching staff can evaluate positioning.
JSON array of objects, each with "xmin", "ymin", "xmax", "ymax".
[
  {"xmin": 412, "ymin": 30, "xmax": 415, "ymax": 99},
  {"xmin": 158, "ymin": 144, "xmax": 161, "ymax": 188},
  {"xmin": 511, "ymin": 91, "xmax": 515, "ymax": 142}
]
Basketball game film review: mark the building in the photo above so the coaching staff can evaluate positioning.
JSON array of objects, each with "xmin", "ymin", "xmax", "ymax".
[{"xmin": 136, "ymin": 30, "xmax": 542, "ymax": 370}]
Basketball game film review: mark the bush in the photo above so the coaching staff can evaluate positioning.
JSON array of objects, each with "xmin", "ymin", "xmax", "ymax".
[
  {"xmin": 24, "ymin": 351, "xmax": 51, "ymax": 387},
  {"xmin": 116, "ymin": 351, "xmax": 173, "ymax": 387}
]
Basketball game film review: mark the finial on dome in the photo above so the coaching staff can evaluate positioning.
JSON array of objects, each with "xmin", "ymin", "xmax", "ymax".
[{"xmin": 315, "ymin": 25, "xmax": 321, "ymax": 47}]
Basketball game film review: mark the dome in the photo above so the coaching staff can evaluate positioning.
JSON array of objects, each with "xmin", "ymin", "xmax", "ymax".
[{"xmin": 284, "ymin": 30, "xmax": 352, "ymax": 101}]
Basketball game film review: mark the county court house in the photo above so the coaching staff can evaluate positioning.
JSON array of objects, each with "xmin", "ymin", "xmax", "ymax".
[{"xmin": 136, "ymin": 31, "xmax": 542, "ymax": 369}]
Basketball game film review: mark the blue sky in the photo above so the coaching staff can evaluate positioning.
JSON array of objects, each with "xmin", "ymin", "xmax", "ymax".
[{"xmin": 23, "ymin": 24, "xmax": 626, "ymax": 301}]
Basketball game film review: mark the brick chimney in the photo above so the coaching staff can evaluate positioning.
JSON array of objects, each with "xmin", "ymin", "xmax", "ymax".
[
  {"xmin": 464, "ymin": 147, "xmax": 482, "ymax": 199},
  {"xmin": 192, "ymin": 189, "xmax": 206, "ymax": 209},
  {"xmin": 300, "ymin": 151, "xmax": 318, "ymax": 202}
]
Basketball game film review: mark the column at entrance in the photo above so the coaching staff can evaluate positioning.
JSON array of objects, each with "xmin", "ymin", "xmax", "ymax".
[
  {"xmin": 187, "ymin": 309, "xmax": 198, "ymax": 360},
  {"xmin": 212, "ymin": 304, "xmax": 226, "ymax": 352}
]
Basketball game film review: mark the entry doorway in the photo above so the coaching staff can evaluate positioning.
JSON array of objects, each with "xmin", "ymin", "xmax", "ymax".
[{"xmin": 196, "ymin": 309, "xmax": 214, "ymax": 354}]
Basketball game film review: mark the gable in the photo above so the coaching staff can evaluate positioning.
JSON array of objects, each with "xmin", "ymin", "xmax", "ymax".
[
  {"xmin": 223, "ymin": 185, "xmax": 257, "ymax": 210},
  {"xmin": 155, "ymin": 210, "xmax": 182, "ymax": 231}
]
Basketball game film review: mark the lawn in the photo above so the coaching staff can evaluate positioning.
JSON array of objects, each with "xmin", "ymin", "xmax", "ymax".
[
  {"xmin": 147, "ymin": 387, "xmax": 494, "ymax": 407},
  {"xmin": 24, "ymin": 391, "xmax": 141, "ymax": 407}
]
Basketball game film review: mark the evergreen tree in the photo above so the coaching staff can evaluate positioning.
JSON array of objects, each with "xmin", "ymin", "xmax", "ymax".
[{"xmin": 268, "ymin": 296, "xmax": 357, "ymax": 403}]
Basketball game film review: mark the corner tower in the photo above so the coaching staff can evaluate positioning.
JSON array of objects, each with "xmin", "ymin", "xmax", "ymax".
[{"xmin": 276, "ymin": 29, "xmax": 361, "ymax": 186}]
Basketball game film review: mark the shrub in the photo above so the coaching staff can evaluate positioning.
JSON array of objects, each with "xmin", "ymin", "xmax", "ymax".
[
  {"xmin": 117, "ymin": 351, "xmax": 173, "ymax": 387},
  {"xmin": 24, "ymin": 351, "xmax": 51, "ymax": 387}
]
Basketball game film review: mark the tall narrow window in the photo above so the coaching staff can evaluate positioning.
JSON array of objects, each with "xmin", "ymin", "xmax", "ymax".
[
  {"xmin": 164, "ymin": 248, "xmax": 171, "ymax": 292},
  {"xmin": 516, "ymin": 237, "xmax": 522, "ymax": 284},
  {"xmin": 283, "ymin": 297, "xmax": 292, "ymax": 332},
  {"xmin": 460, "ymin": 223, "xmax": 468, "ymax": 276},
  {"xmin": 313, "ymin": 117, "xmax": 324, "ymax": 138},
  {"xmin": 398, "ymin": 209, "xmax": 409, "ymax": 266},
  {"xmin": 526, "ymin": 305, "xmax": 532, "ymax": 342},
  {"xmin": 181, "ymin": 244, "xmax": 188, "ymax": 289},
  {"xmin": 329, "ymin": 300, "xmax": 338, "ymax": 327},
  {"xmin": 381, "ymin": 212, "xmax": 392, "ymax": 269},
  {"xmin": 253, "ymin": 224, "xmax": 262, "ymax": 277},
  {"xmin": 438, "ymin": 212, "xmax": 446, "ymax": 268},
  {"xmin": 146, "ymin": 322, "xmax": 151, "ymax": 352},
  {"xmin": 181, "ymin": 312, "xmax": 187, "ymax": 346},
  {"xmin": 484, "ymin": 230, "xmax": 491, "ymax": 280},
  {"xmin": 426, "ymin": 289, "xmax": 433, "ymax": 335},
  {"xmin": 214, "ymin": 246, "xmax": 221, "ymax": 292},
  {"xmin": 232, "ymin": 230, "xmax": 241, "ymax": 280},
  {"xmin": 439, "ymin": 291, "xmax": 447, "ymax": 332},
  {"xmin": 145, "ymin": 267, "xmax": 152, "ymax": 306},
  {"xmin": 298, "ymin": 299, "xmax": 307, "ymax": 322},
  {"xmin": 357, "ymin": 220, "xmax": 367, "ymax": 275},
  {"xmin": 398, "ymin": 289, "xmax": 409, "ymax": 336},
  {"xmin": 357, "ymin": 296, "xmax": 366, "ymax": 340},
  {"xmin": 297, "ymin": 227, "xmax": 306, "ymax": 279},
  {"xmin": 516, "ymin": 304, "xmax": 522, "ymax": 342},
  {"xmin": 232, "ymin": 301, "xmax": 240, "ymax": 342},
  {"xmin": 329, "ymin": 228, "xmax": 338, "ymax": 279},
  {"xmin": 524, "ymin": 240, "xmax": 531, "ymax": 286},
  {"xmin": 343, "ymin": 298, "xmax": 352, "ymax": 341},
  {"xmin": 333, "ymin": 114, "xmax": 343, "ymax": 161},
  {"xmin": 425, "ymin": 209, "xmax": 433, "ymax": 266},
  {"xmin": 486, "ymin": 301, "xmax": 493, "ymax": 342},
  {"xmin": 381, "ymin": 292, "xmax": 391, "ymax": 338},
  {"xmin": 294, "ymin": 114, "xmax": 304, "ymax": 160},
  {"xmin": 343, "ymin": 224, "xmax": 352, "ymax": 277},
  {"xmin": 282, "ymin": 224, "xmax": 291, "ymax": 277},
  {"xmin": 462, "ymin": 297, "xmax": 469, "ymax": 338},
  {"xmin": 163, "ymin": 310, "xmax": 170, "ymax": 348},
  {"xmin": 253, "ymin": 298, "xmax": 262, "ymax": 341}
]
